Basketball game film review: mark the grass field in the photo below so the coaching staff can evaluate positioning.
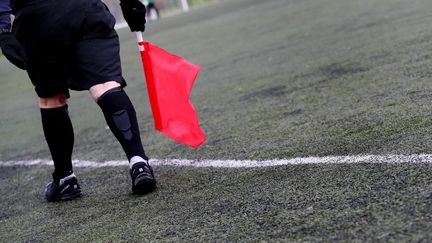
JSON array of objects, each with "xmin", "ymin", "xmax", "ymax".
[{"xmin": 1, "ymin": 0, "xmax": 431, "ymax": 241}]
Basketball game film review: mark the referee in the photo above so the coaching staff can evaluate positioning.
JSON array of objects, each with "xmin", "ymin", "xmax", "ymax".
[{"xmin": 0, "ymin": 0, "xmax": 156, "ymax": 201}]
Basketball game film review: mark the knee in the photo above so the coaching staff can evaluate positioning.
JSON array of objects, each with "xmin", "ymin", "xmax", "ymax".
[
  {"xmin": 39, "ymin": 94, "xmax": 68, "ymax": 108},
  {"xmin": 89, "ymin": 81, "xmax": 121, "ymax": 102}
]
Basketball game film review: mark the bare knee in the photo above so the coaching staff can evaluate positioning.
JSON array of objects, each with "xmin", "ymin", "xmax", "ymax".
[
  {"xmin": 89, "ymin": 81, "xmax": 121, "ymax": 102},
  {"xmin": 39, "ymin": 94, "xmax": 68, "ymax": 108}
]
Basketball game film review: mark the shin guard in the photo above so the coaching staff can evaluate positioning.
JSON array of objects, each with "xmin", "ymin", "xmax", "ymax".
[{"xmin": 97, "ymin": 87, "xmax": 148, "ymax": 161}]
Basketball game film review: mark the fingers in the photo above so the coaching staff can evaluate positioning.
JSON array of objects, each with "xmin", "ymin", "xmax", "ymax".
[{"xmin": 120, "ymin": 0, "xmax": 146, "ymax": 32}]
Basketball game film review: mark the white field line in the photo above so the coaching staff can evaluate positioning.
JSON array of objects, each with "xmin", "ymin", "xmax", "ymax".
[{"xmin": 0, "ymin": 154, "xmax": 432, "ymax": 168}]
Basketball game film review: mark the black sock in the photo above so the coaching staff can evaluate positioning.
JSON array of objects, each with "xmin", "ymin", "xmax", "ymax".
[
  {"xmin": 40, "ymin": 105, "xmax": 74, "ymax": 181},
  {"xmin": 97, "ymin": 87, "xmax": 148, "ymax": 161}
]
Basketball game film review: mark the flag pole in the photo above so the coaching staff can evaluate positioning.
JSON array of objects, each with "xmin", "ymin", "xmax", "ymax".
[
  {"xmin": 136, "ymin": 31, "xmax": 144, "ymax": 51},
  {"xmin": 136, "ymin": 31, "xmax": 143, "ymax": 42}
]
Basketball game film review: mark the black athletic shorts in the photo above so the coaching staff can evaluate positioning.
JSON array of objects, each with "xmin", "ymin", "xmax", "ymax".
[{"xmin": 12, "ymin": 0, "xmax": 126, "ymax": 98}]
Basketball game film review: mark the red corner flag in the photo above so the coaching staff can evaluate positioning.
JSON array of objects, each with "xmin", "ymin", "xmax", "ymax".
[{"xmin": 138, "ymin": 40, "xmax": 206, "ymax": 148}]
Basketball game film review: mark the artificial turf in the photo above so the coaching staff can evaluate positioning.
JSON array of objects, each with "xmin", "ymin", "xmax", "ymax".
[
  {"xmin": 1, "ymin": 0, "xmax": 432, "ymax": 241},
  {"xmin": 2, "ymin": 0, "xmax": 432, "ymax": 161},
  {"xmin": 0, "ymin": 163, "xmax": 431, "ymax": 242}
]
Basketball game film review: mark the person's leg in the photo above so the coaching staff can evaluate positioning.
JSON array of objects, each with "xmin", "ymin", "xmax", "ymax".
[
  {"xmin": 146, "ymin": 3, "xmax": 152, "ymax": 18},
  {"xmin": 147, "ymin": 3, "xmax": 160, "ymax": 19},
  {"xmin": 90, "ymin": 82, "xmax": 156, "ymax": 194},
  {"xmin": 13, "ymin": 0, "xmax": 108, "ymax": 201},
  {"xmin": 39, "ymin": 94, "xmax": 82, "ymax": 202},
  {"xmin": 70, "ymin": 0, "xmax": 156, "ymax": 194},
  {"xmin": 39, "ymin": 94, "xmax": 73, "ymax": 180},
  {"xmin": 154, "ymin": 4, "xmax": 160, "ymax": 18},
  {"xmin": 90, "ymin": 81, "xmax": 147, "ymax": 161}
]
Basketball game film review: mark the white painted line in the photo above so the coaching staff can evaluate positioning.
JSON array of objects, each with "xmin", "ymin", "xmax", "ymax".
[{"xmin": 1, "ymin": 154, "xmax": 432, "ymax": 168}]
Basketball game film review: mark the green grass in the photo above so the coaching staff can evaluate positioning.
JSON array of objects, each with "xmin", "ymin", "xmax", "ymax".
[
  {"xmin": 1, "ymin": 0, "xmax": 432, "ymax": 241},
  {"xmin": 1, "ymin": 164, "xmax": 431, "ymax": 242},
  {"xmin": 3, "ymin": 0, "xmax": 432, "ymax": 161}
]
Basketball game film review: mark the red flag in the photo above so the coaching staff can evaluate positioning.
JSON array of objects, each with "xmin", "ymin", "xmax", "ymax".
[{"xmin": 138, "ymin": 41, "xmax": 206, "ymax": 148}]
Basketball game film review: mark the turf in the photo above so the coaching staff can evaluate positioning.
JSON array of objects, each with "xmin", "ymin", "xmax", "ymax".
[
  {"xmin": 2, "ymin": 0, "xmax": 432, "ymax": 160},
  {"xmin": 1, "ymin": 0, "xmax": 432, "ymax": 241},
  {"xmin": 1, "ymin": 164, "xmax": 431, "ymax": 242}
]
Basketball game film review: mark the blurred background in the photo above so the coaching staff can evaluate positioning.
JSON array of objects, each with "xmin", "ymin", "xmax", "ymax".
[{"xmin": 102, "ymin": 0, "xmax": 219, "ymax": 23}]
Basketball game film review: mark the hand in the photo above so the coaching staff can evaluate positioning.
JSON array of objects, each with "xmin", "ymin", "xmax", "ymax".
[
  {"xmin": 0, "ymin": 32, "xmax": 28, "ymax": 70},
  {"xmin": 120, "ymin": 0, "xmax": 146, "ymax": 32}
]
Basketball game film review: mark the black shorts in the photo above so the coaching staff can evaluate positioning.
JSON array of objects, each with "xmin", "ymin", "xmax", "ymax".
[{"xmin": 12, "ymin": 0, "xmax": 126, "ymax": 98}]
